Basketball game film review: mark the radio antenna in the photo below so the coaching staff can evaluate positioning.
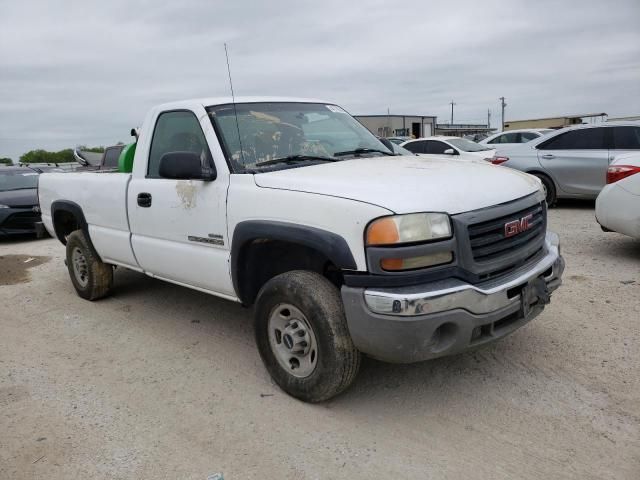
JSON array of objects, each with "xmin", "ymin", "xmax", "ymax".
[{"xmin": 224, "ymin": 43, "xmax": 245, "ymax": 165}]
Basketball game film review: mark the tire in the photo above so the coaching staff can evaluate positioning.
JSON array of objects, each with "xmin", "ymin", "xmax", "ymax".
[
  {"xmin": 65, "ymin": 230, "xmax": 113, "ymax": 300},
  {"xmin": 254, "ymin": 270, "xmax": 361, "ymax": 402},
  {"xmin": 532, "ymin": 172, "xmax": 557, "ymax": 207}
]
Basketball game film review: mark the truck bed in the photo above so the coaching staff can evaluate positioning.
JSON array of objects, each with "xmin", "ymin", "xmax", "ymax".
[{"xmin": 39, "ymin": 171, "xmax": 138, "ymax": 268}]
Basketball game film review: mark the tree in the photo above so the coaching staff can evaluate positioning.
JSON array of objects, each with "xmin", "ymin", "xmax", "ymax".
[
  {"xmin": 77, "ymin": 146, "xmax": 105, "ymax": 153},
  {"xmin": 18, "ymin": 145, "xmax": 118, "ymax": 165},
  {"xmin": 20, "ymin": 149, "xmax": 61, "ymax": 164},
  {"xmin": 20, "ymin": 147, "xmax": 93, "ymax": 164},
  {"xmin": 0, "ymin": 157, "xmax": 13, "ymax": 166}
]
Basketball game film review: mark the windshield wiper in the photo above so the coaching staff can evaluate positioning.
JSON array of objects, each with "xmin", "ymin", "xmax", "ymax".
[
  {"xmin": 254, "ymin": 155, "xmax": 338, "ymax": 167},
  {"xmin": 333, "ymin": 148, "xmax": 396, "ymax": 157}
]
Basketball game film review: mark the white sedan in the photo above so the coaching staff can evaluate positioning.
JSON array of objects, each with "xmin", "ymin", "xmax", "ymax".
[
  {"xmin": 401, "ymin": 136, "xmax": 495, "ymax": 161},
  {"xmin": 595, "ymin": 152, "xmax": 640, "ymax": 239},
  {"xmin": 480, "ymin": 129, "xmax": 553, "ymax": 148}
]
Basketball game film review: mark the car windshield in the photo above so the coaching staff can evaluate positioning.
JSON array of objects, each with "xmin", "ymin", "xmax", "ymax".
[
  {"xmin": 207, "ymin": 102, "xmax": 394, "ymax": 172},
  {"xmin": 447, "ymin": 138, "xmax": 492, "ymax": 152},
  {"xmin": 0, "ymin": 170, "xmax": 39, "ymax": 191}
]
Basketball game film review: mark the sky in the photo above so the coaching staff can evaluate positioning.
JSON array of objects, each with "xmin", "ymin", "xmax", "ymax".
[{"xmin": 1, "ymin": 0, "xmax": 639, "ymax": 160}]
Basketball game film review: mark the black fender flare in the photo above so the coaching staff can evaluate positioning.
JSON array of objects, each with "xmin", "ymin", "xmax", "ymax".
[
  {"xmin": 230, "ymin": 220, "xmax": 357, "ymax": 302},
  {"xmin": 51, "ymin": 200, "xmax": 102, "ymax": 261}
]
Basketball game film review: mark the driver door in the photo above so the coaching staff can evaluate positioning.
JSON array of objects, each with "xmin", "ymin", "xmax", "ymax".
[{"xmin": 128, "ymin": 109, "xmax": 234, "ymax": 297}]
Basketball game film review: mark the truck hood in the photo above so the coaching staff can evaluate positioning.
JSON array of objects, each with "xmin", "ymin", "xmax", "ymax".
[{"xmin": 253, "ymin": 156, "xmax": 541, "ymax": 215}]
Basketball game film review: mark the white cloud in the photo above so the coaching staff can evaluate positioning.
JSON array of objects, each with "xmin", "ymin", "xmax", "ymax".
[{"xmin": 1, "ymin": 0, "xmax": 639, "ymax": 159}]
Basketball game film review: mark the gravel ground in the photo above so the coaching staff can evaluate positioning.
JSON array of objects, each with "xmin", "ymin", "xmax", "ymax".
[{"xmin": 1, "ymin": 201, "xmax": 639, "ymax": 480}]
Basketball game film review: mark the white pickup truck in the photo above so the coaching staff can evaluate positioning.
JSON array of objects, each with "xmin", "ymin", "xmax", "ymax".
[{"xmin": 39, "ymin": 97, "xmax": 565, "ymax": 402}]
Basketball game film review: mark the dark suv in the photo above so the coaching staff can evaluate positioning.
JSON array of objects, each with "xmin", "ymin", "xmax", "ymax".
[{"xmin": 0, "ymin": 166, "xmax": 44, "ymax": 237}]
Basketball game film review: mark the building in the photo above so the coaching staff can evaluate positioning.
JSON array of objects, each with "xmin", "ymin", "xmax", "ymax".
[
  {"xmin": 607, "ymin": 115, "xmax": 640, "ymax": 122},
  {"xmin": 504, "ymin": 113, "xmax": 607, "ymax": 130},
  {"xmin": 355, "ymin": 114, "xmax": 437, "ymax": 138},
  {"xmin": 435, "ymin": 123, "xmax": 495, "ymax": 137}
]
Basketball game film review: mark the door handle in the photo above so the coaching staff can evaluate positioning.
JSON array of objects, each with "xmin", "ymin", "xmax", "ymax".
[
  {"xmin": 137, "ymin": 192, "xmax": 152, "ymax": 207},
  {"xmin": 541, "ymin": 154, "xmax": 555, "ymax": 159}
]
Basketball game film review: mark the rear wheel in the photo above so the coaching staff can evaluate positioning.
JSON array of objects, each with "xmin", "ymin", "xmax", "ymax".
[
  {"xmin": 66, "ymin": 230, "xmax": 113, "ymax": 300},
  {"xmin": 532, "ymin": 172, "xmax": 557, "ymax": 207},
  {"xmin": 254, "ymin": 270, "xmax": 360, "ymax": 402}
]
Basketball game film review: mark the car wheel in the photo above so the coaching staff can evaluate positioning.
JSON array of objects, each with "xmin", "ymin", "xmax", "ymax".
[
  {"xmin": 65, "ymin": 230, "xmax": 113, "ymax": 300},
  {"xmin": 532, "ymin": 173, "xmax": 557, "ymax": 207},
  {"xmin": 254, "ymin": 270, "xmax": 361, "ymax": 402}
]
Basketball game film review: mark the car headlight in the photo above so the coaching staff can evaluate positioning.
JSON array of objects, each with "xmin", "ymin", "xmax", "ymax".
[
  {"xmin": 366, "ymin": 213, "xmax": 453, "ymax": 271},
  {"xmin": 0, "ymin": 204, "xmax": 10, "ymax": 209},
  {"xmin": 366, "ymin": 212, "xmax": 451, "ymax": 246}
]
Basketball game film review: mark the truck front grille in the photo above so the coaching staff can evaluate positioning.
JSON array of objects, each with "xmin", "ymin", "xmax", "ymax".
[{"xmin": 468, "ymin": 202, "xmax": 545, "ymax": 263}]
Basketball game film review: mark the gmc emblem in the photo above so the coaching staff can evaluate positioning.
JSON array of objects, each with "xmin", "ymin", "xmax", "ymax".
[{"xmin": 504, "ymin": 213, "xmax": 533, "ymax": 238}]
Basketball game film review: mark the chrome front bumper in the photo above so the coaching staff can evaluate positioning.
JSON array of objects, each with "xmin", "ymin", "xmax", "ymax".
[
  {"xmin": 340, "ymin": 232, "xmax": 564, "ymax": 363},
  {"xmin": 364, "ymin": 232, "xmax": 563, "ymax": 317}
]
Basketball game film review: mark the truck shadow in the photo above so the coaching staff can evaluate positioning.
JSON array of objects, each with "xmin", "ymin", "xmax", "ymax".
[
  {"xmin": 109, "ymin": 267, "xmax": 564, "ymax": 409},
  {"xmin": 332, "ymin": 343, "xmax": 535, "ymax": 410}
]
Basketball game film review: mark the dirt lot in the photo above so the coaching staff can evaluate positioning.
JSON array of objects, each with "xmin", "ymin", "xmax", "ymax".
[{"xmin": 1, "ymin": 202, "xmax": 639, "ymax": 480}]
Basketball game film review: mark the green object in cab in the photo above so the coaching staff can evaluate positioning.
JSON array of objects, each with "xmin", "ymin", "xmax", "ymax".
[{"xmin": 118, "ymin": 143, "xmax": 136, "ymax": 173}]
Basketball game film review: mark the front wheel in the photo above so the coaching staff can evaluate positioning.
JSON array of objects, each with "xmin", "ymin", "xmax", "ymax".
[
  {"xmin": 65, "ymin": 230, "xmax": 113, "ymax": 300},
  {"xmin": 254, "ymin": 271, "xmax": 361, "ymax": 402}
]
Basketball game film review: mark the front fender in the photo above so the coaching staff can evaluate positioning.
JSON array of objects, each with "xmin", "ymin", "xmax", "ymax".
[{"xmin": 230, "ymin": 220, "xmax": 357, "ymax": 302}]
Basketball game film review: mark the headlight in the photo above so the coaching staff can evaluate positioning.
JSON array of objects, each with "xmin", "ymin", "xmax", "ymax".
[
  {"xmin": 0, "ymin": 204, "xmax": 10, "ymax": 209},
  {"xmin": 366, "ymin": 213, "xmax": 451, "ymax": 246}
]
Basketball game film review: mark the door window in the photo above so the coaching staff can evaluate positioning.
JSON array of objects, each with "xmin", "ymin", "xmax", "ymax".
[
  {"xmin": 520, "ymin": 131, "xmax": 540, "ymax": 142},
  {"xmin": 425, "ymin": 140, "xmax": 450, "ymax": 154},
  {"xmin": 103, "ymin": 147, "xmax": 122, "ymax": 168},
  {"xmin": 612, "ymin": 126, "xmax": 640, "ymax": 149},
  {"xmin": 488, "ymin": 132, "xmax": 519, "ymax": 144},
  {"xmin": 403, "ymin": 140, "xmax": 426, "ymax": 154},
  {"xmin": 538, "ymin": 128, "xmax": 606, "ymax": 150},
  {"xmin": 148, "ymin": 111, "xmax": 213, "ymax": 178}
]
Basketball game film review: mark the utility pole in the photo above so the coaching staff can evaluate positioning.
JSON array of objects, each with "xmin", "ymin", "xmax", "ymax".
[
  {"xmin": 499, "ymin": 97, "xmax": 507, "ymax": 131},
  {"xmin": 450, "ymin": 101, "xmax": 456, "ymax": 125},
  {"xmin": 487, "ymin": 109, "xmax": 491, "ymax": 129}
]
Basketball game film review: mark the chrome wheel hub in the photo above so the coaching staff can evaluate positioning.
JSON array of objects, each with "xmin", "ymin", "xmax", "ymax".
[
  {"xmin": 268, "ymin": 303, "xmax": 318, "ymax": 378},
  {"xmin": 71, "ymin": 247, "xmax": 89, "ymax": 288}
]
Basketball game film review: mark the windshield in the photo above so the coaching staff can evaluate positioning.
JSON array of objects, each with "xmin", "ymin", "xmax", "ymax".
[
  {"xmin": 0, "ymin": 170, "xmax": 39, "ymax": 191},
  {"xmin": 207, "ymin": 102, "xmax": 394, "ymax": 172},
  {"xmin": 447, "ymin": 138, "xmax": 492, "ymax": 152}
]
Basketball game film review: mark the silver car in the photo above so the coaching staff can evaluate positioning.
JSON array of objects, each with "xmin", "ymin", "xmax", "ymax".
[
  {"xmin": 480, "ymin": 128, "xmax": 553, "ymax": 148},
  {"xmin": 490, "ymin": 122, "xmax": 640, "ymax": 205}
]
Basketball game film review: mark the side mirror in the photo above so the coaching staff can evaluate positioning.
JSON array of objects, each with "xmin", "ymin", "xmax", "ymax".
[
  {"xmin": 444, "ymin": 148, "xmax": 457, "ymax": 155},
  {"xmin": 159, "ymin": 151, "xmax": 216, "ymax": 181}
]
